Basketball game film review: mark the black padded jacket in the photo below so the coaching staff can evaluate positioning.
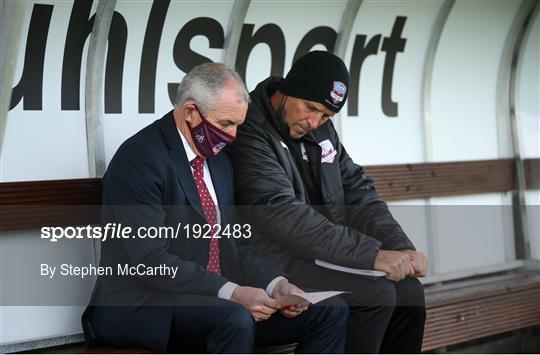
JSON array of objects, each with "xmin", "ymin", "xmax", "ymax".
[{"xmin": 226, "ymin": 77, "xmax": 415, "ymax": 272}]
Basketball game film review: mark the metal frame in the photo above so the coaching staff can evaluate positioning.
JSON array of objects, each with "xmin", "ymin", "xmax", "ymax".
[
  {"xmin": 222, "ymin": 0, "xmax": 250, "ymax": 68},
  {"xmin": 0, "ymin": 1, "xmax": 25, "ymax": 159},
  {"xmin": 331, "ymin": 0, "xmax": 362, "ymax": 139},
  {"xmin": 84, "ymin": 0, "xmax": 117, "ymax": 284},
  {"xmin": 420, "ymin": 0, "xmax": 455, "ymax": 276},
  {"xmin": 496, "ymin": 0, "xmax": 538, "ymax": 262},
  {"xmin": 508, "ymin": 0, "xmax": 539, "ymax": 260},
  {"xmin": 420, "ymin": 0, "xmax": 538, "ymax": 277},
  {"xmin": 84, "ymin": 0, "xmax": 116, "ymax": 178}
]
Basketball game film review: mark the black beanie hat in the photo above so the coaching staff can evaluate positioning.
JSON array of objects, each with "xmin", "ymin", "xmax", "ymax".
[{"xmin": 280, "ymin": 51, "xmax": 349, "ymax": 113}]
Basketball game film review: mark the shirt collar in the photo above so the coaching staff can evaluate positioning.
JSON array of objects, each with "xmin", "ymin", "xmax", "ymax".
[{"xmin": 177, "ymin": 128, "xmax": 198, "ymax": 163}]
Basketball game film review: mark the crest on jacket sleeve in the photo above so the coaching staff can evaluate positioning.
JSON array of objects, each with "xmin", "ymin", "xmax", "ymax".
[{"xmin": 319, "ymin": 139, "xmax": 337, "ymax": 164}]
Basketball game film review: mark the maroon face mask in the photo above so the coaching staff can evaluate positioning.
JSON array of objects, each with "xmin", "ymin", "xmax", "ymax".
[{"xmin": 188, "ymin": 105, "xmax": 236, "ymax": 157}]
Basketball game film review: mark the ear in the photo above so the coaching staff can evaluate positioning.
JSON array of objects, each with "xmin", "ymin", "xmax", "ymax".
[{"xmin": 182, "ymin": 102, "xmax": 196, "ymax": 124}]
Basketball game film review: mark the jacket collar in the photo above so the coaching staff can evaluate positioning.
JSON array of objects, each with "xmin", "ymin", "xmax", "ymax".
[
  {"xmin": 159, "ymin": 111, "xmax": 204, "ymax": 217},
  {"xmin": 252, "ymin": 77, "xmax": 320, "ymax": 145},
  {"xmin": 250, "ymin": 77, "xmax": 283, "ymax": 128},
  {"xmin": 252, "ymin": 78, "xmax": 322, "ymax": 153}
]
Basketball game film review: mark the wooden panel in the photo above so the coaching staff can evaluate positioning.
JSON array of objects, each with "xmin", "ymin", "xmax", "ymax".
[
  {"xmin": 0, "ymin": 178, "xmax": 101, "ymax": 205},
  {"xmin": 423, "ymin": 288, "xmax": 540, "ymax": 351},
  {"xmin": 1, "ymin": 158, "xmax": 536, "ymax": 231},
  {"xmin": 0, "ymin": 179, "xmax": 101, "ymax": 231},
  {"xmin": 425, "ymin": 270, "xmax": 540, "ymax": 307},
  {"xmin": 525, "ymin": 158, "xmax": 539, "ymax": 190},
  {"xmin": 365, "ymin": 159, "xmax": 516, "ymax": 201},
  {"xmin": 422, "ymin": 271, "xmax": 540, "ymax": 351}
]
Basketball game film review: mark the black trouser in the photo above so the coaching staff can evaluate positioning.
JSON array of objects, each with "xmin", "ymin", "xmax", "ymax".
[
  {"xmin": 90, "ymin": 293, "xmax": 348, "ymax": 353},
  {"xmin": 288, "ymin": 261, "xmax": 426, "ymax": 353},
  {"xmin": 166, "ymin": 294, "xmax": 348, "ymax": 353}
]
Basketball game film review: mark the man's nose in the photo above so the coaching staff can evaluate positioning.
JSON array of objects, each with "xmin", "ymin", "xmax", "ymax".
[{"xmin": 307, "ymin": 115, "xmax": 321, "ymax": 130}]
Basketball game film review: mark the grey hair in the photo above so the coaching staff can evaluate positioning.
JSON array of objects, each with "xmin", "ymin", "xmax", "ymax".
[{"xmin": 174, "ymin": 62, "xmax": 250, "ymax": 114}]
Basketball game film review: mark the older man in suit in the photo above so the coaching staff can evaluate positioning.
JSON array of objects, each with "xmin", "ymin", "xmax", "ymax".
[{"xmin": 81, "ymin": 63, "xmax": 348, "ymax": 353}]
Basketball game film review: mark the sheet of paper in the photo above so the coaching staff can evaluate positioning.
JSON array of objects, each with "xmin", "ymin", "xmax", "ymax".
[
  {"xmin": 278, "ymin": 290, "xmax": 348, "ymax": 307},
  {"xmin": 315, "ymin": 259, "xmax": 388, "ymax": 277}
]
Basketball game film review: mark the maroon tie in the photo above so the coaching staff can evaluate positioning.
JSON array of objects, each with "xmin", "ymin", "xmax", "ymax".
[{"xmin": 190, "ymin": 156, "xmax": 221, "ymax": 275}]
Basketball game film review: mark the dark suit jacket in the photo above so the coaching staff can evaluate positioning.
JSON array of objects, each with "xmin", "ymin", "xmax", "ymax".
[{"xmin": 82, "ymin": 111, "xmax": 282, "ymax": 352}]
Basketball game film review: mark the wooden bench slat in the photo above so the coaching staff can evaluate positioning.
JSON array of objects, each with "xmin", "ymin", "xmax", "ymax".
[
  {"xmin": 422, "ymin": 271, "xmax": 540, "ymax": 351},
  {"xmin": 2, "ymin": 158, "xmax": 537, "ymax": 231}
]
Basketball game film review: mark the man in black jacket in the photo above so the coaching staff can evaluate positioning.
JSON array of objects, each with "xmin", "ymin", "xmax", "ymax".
[{"xmin": 226, "ymin": 51, "xmax": 427, "ymax": 353}]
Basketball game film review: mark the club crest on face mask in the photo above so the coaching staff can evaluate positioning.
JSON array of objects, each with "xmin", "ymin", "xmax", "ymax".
[{"xmin": 188, "ymin": 105, "xmax": 235, "ymax": 157}]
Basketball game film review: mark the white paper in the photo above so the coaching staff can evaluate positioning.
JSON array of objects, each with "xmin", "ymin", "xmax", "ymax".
[
  {"xmin": 278, "ymin": 290, "xmax": 348, "ymax": 307},
  {"xmin": 315, "ymin": 259, "xmax": 388, "ymax": 277}
]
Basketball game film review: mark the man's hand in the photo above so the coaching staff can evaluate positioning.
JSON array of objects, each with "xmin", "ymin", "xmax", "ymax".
[
  {"xmin": 403, "ymin": 250, "xmax": 428, "ymax": 277},
  {"xmin": 230, "ymin": 286, "xmax": 279, "ymax": 322},
  {"xmin": 272, "ymin": 280, "xmax": 309, "ymax": 318},
  {"xmin": 374, "ymin": 250, "xmax": 412, "ymax": 281}
]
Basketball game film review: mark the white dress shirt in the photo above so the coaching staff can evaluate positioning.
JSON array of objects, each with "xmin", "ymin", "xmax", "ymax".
[{"xmin": 178, "ymin": 129, "xmax": 286, "ymax": 299}]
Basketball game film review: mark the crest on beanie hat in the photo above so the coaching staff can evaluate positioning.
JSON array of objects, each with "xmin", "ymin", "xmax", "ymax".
[
  {"xmin": 280, "ymin": 51, "xmax": 350, "ymax": 113},
  {"xmin": 330, "ymin": 81, "xmax": 347, "ymax": 105}
]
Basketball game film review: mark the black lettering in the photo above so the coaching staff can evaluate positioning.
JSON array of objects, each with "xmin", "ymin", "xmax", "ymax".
[
  {"xmin": 381, "ymin": 16, "xmax": 406, "ymax": 117},
  {"xmin": 347, "ymin": 34, "xmax": 381, "ymax": 116},
  {"xmin": 293, "ymin": 26, "xmax": 337, "ymax": 63},
  {"xmin": 104, "ymin": 12, "xmax": 127, "ymax": 113},
  {"xmin": 61, "ymin": 0, "xmax": 127, "ymax": 113},
  {"xmin": 61, "ymin": 0, "xmax": 93, "ymax": 110},
  {"xmin": 236, "ymin": 23, "xmax": 285, "ymax": 82},
  {"xmin": 9, "ymin": 4, "xmax": 53, "ymax": 110},
  {"xmin": 167, "ymin": 17, "xmax": 224, "ymax": 105},
  {"xmin": 139, "ymin": 0, "xmax": 170, "ymax": 114}
]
